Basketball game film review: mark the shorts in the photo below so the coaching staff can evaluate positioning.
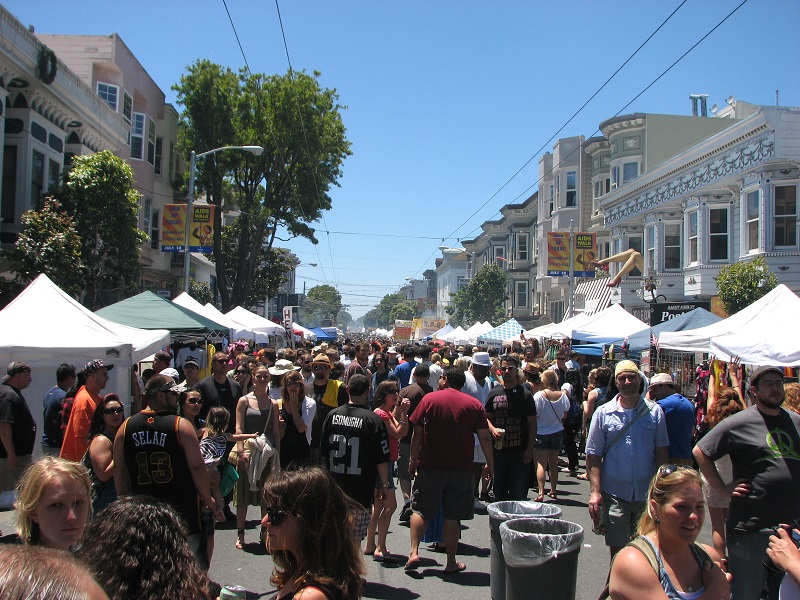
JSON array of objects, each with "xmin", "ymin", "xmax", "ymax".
[
  {"xmin": 0, "ymin": 455, "xmax": 31, "ymax": 492},
  {"xmin": 412, "ymin": 470, "xmax": 475, "ymax": 522},
  {"xmin": 397, "ymin": 442, "xmax": 413, "ymax": 480},
  {"xmin": 535, "ymin": 431, "xmax": 564, "ymax": 451},
  {"xmin": 374, "ymin": 461, "xmax": 397, "ymax": 490},
  {"xmin": 601, "ymin": 491, "xmax": 645, "ymax": 548},
  {"xmin": 351, "ymin": 505, "xmax": 371, "ymax": 541}
]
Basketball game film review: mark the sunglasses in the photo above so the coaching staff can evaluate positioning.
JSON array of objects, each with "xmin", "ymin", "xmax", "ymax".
[
  {"xmin": 215, "ymin": 359, "xmax": 229, "ymax": 364},
  {"xmin": 286, "ymin": 381, "xmax": 302, "ymax": 387},
  {"xmin": 103, "ymin": 407, "xmax": 124, "ymax": 415},
  {"xmin": 312, "ymin": 365, "xmax": 330, "ymax": 372},
  {"xmin": 499, "ymin": 366, "xmax": 517, "ymax": 372},
  {"xmin": 185, "ymin": 398, "xmax": 202, "ymax": 405},
  {"xmin": 265, "ymin": 507, "xmax": 286, "ymax": 526},
  {"xmin": 658, "ymin": 464, "xmax": 694, "ymax": 477}
]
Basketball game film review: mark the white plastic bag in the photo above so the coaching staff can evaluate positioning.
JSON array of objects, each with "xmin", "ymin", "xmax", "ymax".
[{"xmin": 500, "ymin": 517, "xmax": 584, "ymax": 567}]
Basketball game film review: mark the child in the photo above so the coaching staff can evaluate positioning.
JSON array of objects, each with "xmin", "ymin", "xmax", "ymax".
[{"xmin": 200, "ymin": 406, "xmax": 257, "ymax": 522}]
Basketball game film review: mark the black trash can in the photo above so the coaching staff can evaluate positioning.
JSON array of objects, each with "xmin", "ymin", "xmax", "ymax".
[
  {"xmin": 500, "ymin": 518, "xmax": 584, "ymax": 600},
  {"xmin": 488, "ymin": 501, "xmax": 562, "ymax": 600}
]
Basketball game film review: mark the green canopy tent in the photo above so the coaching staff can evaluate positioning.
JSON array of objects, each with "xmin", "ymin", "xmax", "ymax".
[{"xmin": 96, "ymin": 291, "xmax": 228, "ymax": 342}]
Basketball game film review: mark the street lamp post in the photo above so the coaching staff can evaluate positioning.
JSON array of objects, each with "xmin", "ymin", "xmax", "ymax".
[{"xmin": 184, "ymin": 145, "xmax": 264, "ymax": 293}]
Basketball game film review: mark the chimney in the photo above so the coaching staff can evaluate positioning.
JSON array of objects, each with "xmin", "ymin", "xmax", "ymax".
[{"xmin": 689, "ymin": 94, "xmax": 710, "ymax": 117}]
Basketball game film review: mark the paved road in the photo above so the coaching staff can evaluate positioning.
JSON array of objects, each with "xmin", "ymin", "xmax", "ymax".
[{"xmin": 0, "ymin": 467, "xmax": 712, "ymax": 599}]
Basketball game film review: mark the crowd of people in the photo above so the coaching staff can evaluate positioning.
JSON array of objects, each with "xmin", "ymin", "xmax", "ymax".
[{"xmin": 0, "ymin": 336, "xmax": 799, "ymax": 599}]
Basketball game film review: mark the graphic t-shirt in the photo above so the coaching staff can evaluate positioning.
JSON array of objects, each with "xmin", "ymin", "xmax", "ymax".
[
  {"xmin": 697, "ymin": 406, "xmax": 800, "ymax": 531},
  {"xmin": 320, "ymin": 403, "xmax": 390, "ymax": 507},
  {"xmin": 485, "ymin": 384, "xmax": 536, "ymax": 452}
]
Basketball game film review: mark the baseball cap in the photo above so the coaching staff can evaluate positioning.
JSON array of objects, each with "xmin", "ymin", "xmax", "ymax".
[
  {"xmin": 2, "ymin": 361, "xmax": 31, "ymax": 383},
  {"xmin": 614, "ymin": 360, "xmax": 640, "ymax": 378},
  {"xmin": 750, "ymin": 365, "xmax": 784, "ymax": 386},
  {"xmin": 184, "ymin": 357, "xmax": 200, "ymax": 369},
  {"xmin": 649, "ymin": 373, "xmax": 676, "ymax": 388},
  {"xmin": 83, "ymin": 359, "xmax": 114, "ymax": 376}
]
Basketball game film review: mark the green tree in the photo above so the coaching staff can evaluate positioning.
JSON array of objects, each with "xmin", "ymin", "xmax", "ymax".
[
  {"xmin": 189, "ymin": 279, "xmax": 215, "ymax": 306},
  {"xmin": 362, "ymin": 293, "xmax": 417, "ymax": 329},
  {"xmin": 389, "ymin": 299, "xmax": 417, "ymax": 323},
  {"xmin": 57, "ymin": 151, "xmax": 147, "ymax": 309},
  {"xmin": 716, "ymin": 257, "xmax": 779, "ymax": 315},
  {"xmin": 301, "ymin": 284, "xmax": 342, "ymax": 326},
  {"xmin": 173, "ymin": 61, "xmax": 351, "ymax": 311},
  {"xmin": 4, "ymin": 197, "xmax": 84, "ymax": 297},
  {"xmin": 446, "ymin": 264, "xmax": 508, "ymax": 326}
]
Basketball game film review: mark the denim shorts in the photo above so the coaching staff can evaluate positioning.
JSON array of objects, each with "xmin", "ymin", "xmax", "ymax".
[
  {"xmin": 536, "ymin": 431, "xmax": 564, "ymax": 451},
  {"xmin": 374, "ymin": 461, "xmax": 397, "ymax": 490}
]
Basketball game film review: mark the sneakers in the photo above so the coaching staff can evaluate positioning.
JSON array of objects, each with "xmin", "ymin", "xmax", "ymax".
[{"xmin": 399, "ymin": 504, "xmax": 412, "ymax": 523}]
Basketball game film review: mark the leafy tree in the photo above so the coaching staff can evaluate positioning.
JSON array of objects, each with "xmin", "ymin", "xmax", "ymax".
[
  {"xmin": 57, "ymin": 151, "xmax": 147, "ymax": 309},
  {"xmin": 173, "ymin": 61, "xmax": 351, "ymax": 311},
  {"xmin": 716, "ymin": 257, "xmax": 779, "ymax": 315},
  {"xmin": 362, "ymin": 307, "xmax": 383, "ymax": 330},
  {"xmin": 4, "ymin": 197, "xmax": 84, "ymax": 297},
  {"xmin": 362, "ymin": 293, "xmax": 417, "ymax": 329},
  {"xmin": 189, "ymin": 279, "xmax": 215, "ymax": 306},
  {"xmin": 389, "ymin": 299, "xmax": 417, "ymax": 323},
  {"xmin": 337, "ymin": 310, "xmax": 353, "ymax": 326},
  {"xmin": 446, "ymin": 264, "xmax": 508, "ymax": 326},
  {"xmin": 301, "ymin": 284, "xmax": 342, "ymax": 326}
]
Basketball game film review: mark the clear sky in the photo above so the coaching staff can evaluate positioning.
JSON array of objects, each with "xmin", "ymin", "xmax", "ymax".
[{"xmin": 7, "ymin": 0, "xmax": 800, "ymax": 320}]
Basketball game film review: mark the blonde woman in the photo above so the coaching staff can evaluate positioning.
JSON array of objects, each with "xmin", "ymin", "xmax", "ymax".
[{"xmin": 533, "ymin": 370, "xmax": 570, "ymax": 501}]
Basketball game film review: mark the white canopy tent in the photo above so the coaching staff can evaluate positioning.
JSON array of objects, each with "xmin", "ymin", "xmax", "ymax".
[
  {"xmin": 571, "ymin": 304, "xmax": 649, "ymax": 343},
  {"xmin": 173, "ymin": 293, "xmax": 256, "ymax": 340},
  {"xmin": 0, "ymin": 274, "xmax": 170, "ymax": 423},
  {"xmin": 524, "ymin": 311, "xmax": 594, "ymax": 340},
  {"xmin": 463, "ymin": 321, "xmax": 494, "ymax": 343},
  {"xmin": 225, "ymin": 306, "xmax": 285, "ymax": 343},
  {"xmin": 293, "ymin": 322, "xmax": 315, "ymax": 341},
  {"xmin": 442, "ymin": 326, "xmax": 467, "ymax": 344},
  {"xmin": 658, "ymin": 285, "xmax": 800, "ymax": 366},
  {"xmin": 434, "ymin": 323, "xmax": 454, "ymax": 339}
]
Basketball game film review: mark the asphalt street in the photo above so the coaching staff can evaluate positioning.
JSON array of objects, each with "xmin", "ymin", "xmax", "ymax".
[{"xmin": 0, "ymin": 467, "xmax": 713, "ymax": 599}]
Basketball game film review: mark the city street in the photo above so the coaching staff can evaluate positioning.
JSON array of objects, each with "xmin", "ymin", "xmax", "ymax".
[{"xmin": 0, "ymin": 466, "xmax": 713, "ymax": 599}]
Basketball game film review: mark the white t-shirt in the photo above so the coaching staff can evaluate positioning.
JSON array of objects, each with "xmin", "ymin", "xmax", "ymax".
[{"xmin": 534, "ymin": 391, "xmax": 570, "ymax": 435}]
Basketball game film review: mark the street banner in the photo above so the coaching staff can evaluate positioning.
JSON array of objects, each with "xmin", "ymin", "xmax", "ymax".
[
  {"xmin": 413, "ymin": 318, "xmax": 446, "ymax": 340},
  {"xmin": 394, "ymin": 320, "xmax": 412, "ymax": 341},
  {"xmin": 161, "ymin": 204, "xmax": 216, "ymax": 253},
  {"xmin": 547, "ymin": 231, "xmax": 597, "ymax": 277},
  {"xmin": 282, "ymin": 307, "xmax": 293, "ymax": 330}
]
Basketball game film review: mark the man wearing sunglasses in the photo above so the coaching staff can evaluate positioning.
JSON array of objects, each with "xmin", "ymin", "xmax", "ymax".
[
  {"xmin": 308, "ymin": 354, "xmax": 349, "ymax": 466},
  {"xmin": 585, "ymin": 359, "xmax": 669, "ymax": 559},
  {"xmin": 193, "ymin": 352, "xmax": 242, "ymax": 429},
  {"xmin": 694, "ymin": 365, "xmax": 800, "ymax": 600}
]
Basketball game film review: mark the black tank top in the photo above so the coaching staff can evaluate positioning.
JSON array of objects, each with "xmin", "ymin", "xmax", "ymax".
[{"xmin": 123, "ymin": 411, "xmax": 200, "ymax": 533}]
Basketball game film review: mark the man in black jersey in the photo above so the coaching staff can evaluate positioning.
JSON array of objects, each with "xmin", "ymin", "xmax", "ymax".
[
  {"xmin": 321, "ymin": 374, "xmax": 390, "ymax": 544},
  {"xmin": 114, "ymin": 374, "xmax": 215, "ymax": 568}
]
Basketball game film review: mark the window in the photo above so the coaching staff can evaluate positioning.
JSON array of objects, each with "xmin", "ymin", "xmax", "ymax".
[
  {"xmin": 147, "ymin": 119, "xmax": 157, "ymax": 166},
  {"xmin": 664, "ymin": 223, "xmax": 681, "ymax": 270},
  {"xmin": 154, "ymin": 137, "xmax": 163, "ymax": 175},
  {"xmin": 142, "ymin": 197, "xmax": 152, "ymax": 234},
  {"xmin": 47, "ymin": 159, "xmax": 59, "ymax": 192},
  {"xmin": 2, "ymin": 146, "xmax": 17, "ymax": 224},
  {"xmin": 629, "ymin": 236, "xmax": 643, "ymax": 276},
  {"xmin": 532, "ymin": 223, "xmax": 539, "ymax": 259},
  {"xmin": 687, "ymin": 211, "xmax": 698, "ymax": 264},
  {"xmin": 709, "ymin": 208, "xmax": 729, "ymax": 261},
  {"xmin": 97, "ymin": 83, "xmax": 119, "ymax": 111},
  {"xmin": 131, "ymin": 113, "xmax": 145, "ymax": 160},
  {"xmin": 566, "ymin": 171, "xmax": 577, "ymax": 207},
  {"xmin": 494, "ymin": 246, "xmax": 506, "ymax": 267},
  {"xmin": 150, "ymin": 209, "xmax": 160, "ymax": 249},
  {"xmin": 746, "ymin": 189, "xmax": 760, "ymax": 252},
  {"xmin": 122, "ymin": 92, "xmax": 133, "ymax": 123},
  {"xmin": 31, "ymin": 150, "xmax": 44, "ymax": 206},
  {"xmin": 774, "ymin": 185, "xmax": 797, "ymax": 248},
  {"xmin": 611, "ymin": 166, "xmax": 620, "ymax": 189},
  {"xmin": 646, "ymin": 225, "xmax": 656, "ymax": 273},
  {"xmin": 515, "ymin": 281, "xmax": 528, "ymax": 308},
  {"xmin": 516, "ymin": 233, "xmax": 528, "ymax": 261},
  {"xmin": 622, "ymin": 162, "xmax": 639, "ymax": 183},
  {"xmin": 549, "ymin": 184, "xmax": 554, "ymax": 216}
]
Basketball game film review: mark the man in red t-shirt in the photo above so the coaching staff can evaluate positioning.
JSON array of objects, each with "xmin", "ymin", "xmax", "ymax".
[
  {"xmin": 60, "ymin": 359, "xmax": 112, "ymax": 461},
  {"xmin": 405, "ymin": 367, "xmax": 494, "ymax": 574}
]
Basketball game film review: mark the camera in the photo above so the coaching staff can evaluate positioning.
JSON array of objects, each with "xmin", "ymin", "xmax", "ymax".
[{"xmin": 761, "ymin": 520, "xmax": 800, "ymax": 573}]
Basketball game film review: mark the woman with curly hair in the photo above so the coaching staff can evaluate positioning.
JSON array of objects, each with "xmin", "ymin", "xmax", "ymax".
[
  {"xmin": 262, "ymin": 467, "xmax": 365, "ymax": 600},
  {"xmin": 75, "ymin": 495, "xmax": 214, "ymax": 600},
  {"xmin": 83, "ymin": 394, "xmax": 124, "ymax": 513}
]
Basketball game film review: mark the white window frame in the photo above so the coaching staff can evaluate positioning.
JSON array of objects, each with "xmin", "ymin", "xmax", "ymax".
[
  {"xmin": 687, "ymin": 210, "xmax": 699, "ymax": 265},
  {"xmin": 131, "ymin": 113, "xmax": 145, "ymax": 160},
  {"xmin": 147, "ymin": 118, "xmax": 157, "ymax": 166},
  {"xmin": 744, "ymin": 188, "xmax": 761, "ymax": 253},
  {"xmin": 494, "ymin": 245, "xmax": 506, "ymax": 268},
  {"xmin": 773, "ymin": 183, "xmax": 798, "ymax": 250},
  {"xmin": 622, "ymin": 161, "xmax": 639, "ymax": 183},
  {"xmin": 97, "ymin": 82, "xmax": 119, "ymax": 111},
  {"xmin": 663, "ymin": 222, "xmax": 682, "ymax": 271},
  {"xmin": 122, "ymin": 91, "xmax": 133, "ymax": 123},
  {"xmin": 645, "ymin": 224, "xmax": 656, "ymax": 274},
  {"xmin": 566, "ymin": 170, "xmax": 577, "ymax": 207},
  {"xmin": 708, "ymin": 206, "xmax": 730, "ymax": 262},
  {"xmin": 549, "ymin": 184, "xmax": 554, "ymax": 216},
  {"xmin": 516, "ymin": 233, "xmax": 528, "ymax": 261},
  {"xmin": 142, "ymin": 196, "xmax": 152, "ymax": 234},
  {"xmin": 515, "ymin": 281, "xmax": 528, "ymax": 308},
  {"xmin": 611, "ymin": 166, "xmax": 620, "ymax": 189},
  {"xmin": 150, "ymin": 208, "xmax": 160, "ymax": 249}
]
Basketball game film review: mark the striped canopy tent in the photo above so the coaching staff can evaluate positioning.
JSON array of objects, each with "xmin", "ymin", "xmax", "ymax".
[{"xmin": 477, "ymin": 318, "xmax": 525, "ymax": 348}]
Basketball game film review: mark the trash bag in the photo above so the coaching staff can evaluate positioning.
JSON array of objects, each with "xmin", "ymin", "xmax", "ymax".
[
  {"xmin": 500, "ymin": 518, "xmax": 584, "ymax": 568},
  {"xmin": 487, "ymin": 500, "xmax": 562, "ymax": 529}
]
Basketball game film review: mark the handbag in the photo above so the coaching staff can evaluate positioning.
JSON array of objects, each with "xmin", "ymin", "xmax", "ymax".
[{"xmin": 219, "ymin": 462, "xmax": 240, "ymax": 496}]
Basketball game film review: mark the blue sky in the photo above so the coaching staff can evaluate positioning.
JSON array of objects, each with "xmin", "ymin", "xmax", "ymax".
[{"xmin": 7, "ymin": 0, "xmax": 800, "ymax": 319}]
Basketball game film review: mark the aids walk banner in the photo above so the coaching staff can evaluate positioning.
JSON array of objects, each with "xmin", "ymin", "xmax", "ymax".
[
  {"xmin": 161, "ymin": 204, "xmax": 216, "ymax": 253},
  {"xmin": 547, "ymin": 231, "xmax": 597, "ymax": 277}
]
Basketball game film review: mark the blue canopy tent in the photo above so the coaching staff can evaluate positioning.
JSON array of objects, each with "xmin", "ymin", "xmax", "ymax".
[
  {"xmin": 476, "ymin": 318, "xmax": 524, "ymax": 348},
  {"xmin": 610, "ymin": 308, "xmax": 722, "ymax": 352},
  {"xmin": 308, "ymin": 327, "xmax": 337, "ymax": 342}
]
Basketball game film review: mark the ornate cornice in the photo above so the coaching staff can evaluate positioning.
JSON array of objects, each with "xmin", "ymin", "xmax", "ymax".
[{"xmin": 604, "ymin": 130, "xmax": 774, "ymax": 226}]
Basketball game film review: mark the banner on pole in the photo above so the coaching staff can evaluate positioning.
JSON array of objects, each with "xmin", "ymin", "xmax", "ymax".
[
  {"xmin": 161, "ymin": 204, "xmax": 216, "ymax": 253},
  {"xmin": 547, "ymin": 231, "xmax": 597, "ymax": 277}
]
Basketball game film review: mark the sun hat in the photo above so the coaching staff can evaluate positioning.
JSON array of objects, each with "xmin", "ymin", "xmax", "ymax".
[
  {"xmin": 269, "ymin": 359, "xmax": 300, "ymax": 376},
  {"xmin": 471, "ymin": 352, "xmax": 492, "ymax": 367}
]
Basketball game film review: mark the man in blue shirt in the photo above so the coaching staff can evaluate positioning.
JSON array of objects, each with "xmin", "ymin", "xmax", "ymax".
[
  {"xmin": 586, "ymin": 359, "xmax": 669, "ymax": 559},
  {"xmin": 648, "ymin": 372, "xmax": 695, "ymax": 465},
  {"xmin": 393, "ymin": 347, "xmax": 417, "ymax": 389},
  {"xmin": 41, "ymin": 363, "xmax": 76, "ymax": 456}
]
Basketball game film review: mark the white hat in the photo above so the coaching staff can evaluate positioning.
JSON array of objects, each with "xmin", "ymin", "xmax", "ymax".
[
  {"xmin": 472, "ymin": 352, "xmax": 492, "ymax": 367},
  {"xmin": 160, "ymin": 367, "xmax": 180, "ymax": 382},
  {"xmin": 269, "ymin": 359, "xmax": 300, "ymax": 376},
  {"xmin": 649, "ymin": 372, "xmax": 676, "ymax": 387}
]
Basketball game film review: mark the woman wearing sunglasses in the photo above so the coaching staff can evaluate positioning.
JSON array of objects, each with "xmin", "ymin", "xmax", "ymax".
[
  {"xmin": 262, "ymin": 467, "xmax": 364, "ymax": 600},
  {"xmin": 279, "ymin": 370, "xmax": 316, "ymax": 469},
  {"xmin": 608, "ymin": 465, "xmax": 730, "ymax": 600},
  {"xmin": 178, "ymin": 389, "xmax": 205, "ymax": 437},
  {"xmin": 84, "ymin": 394, "xmax": 125, "ymax": 513}
]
